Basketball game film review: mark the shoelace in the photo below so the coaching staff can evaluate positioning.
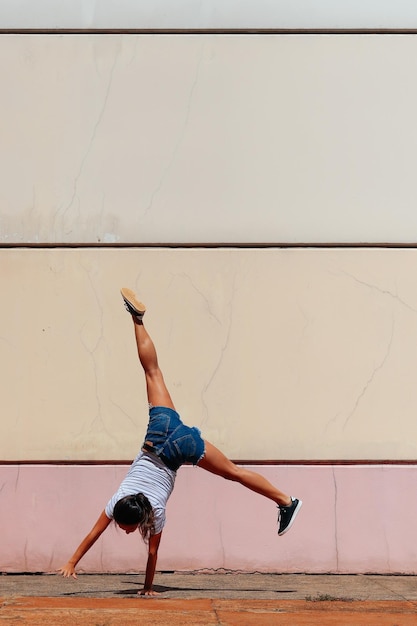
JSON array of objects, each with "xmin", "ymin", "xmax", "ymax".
[{"xmin": 123, "ymin": 301, "xmax": 143, "ymax": 317}]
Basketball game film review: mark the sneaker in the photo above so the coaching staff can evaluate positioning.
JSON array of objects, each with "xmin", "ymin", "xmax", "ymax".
[
  {"xmin": 277, "ymin": 498, "xmax": 302, "ymax": 536},
  {"xmin": 120, "ymin": 288, "xmax": 146, "ymax": 320}
]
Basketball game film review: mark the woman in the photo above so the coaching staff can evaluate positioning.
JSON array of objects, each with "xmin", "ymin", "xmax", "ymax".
[{"xmin": 59, "ymin": 288, "xmax": 302, "ymax": 595}]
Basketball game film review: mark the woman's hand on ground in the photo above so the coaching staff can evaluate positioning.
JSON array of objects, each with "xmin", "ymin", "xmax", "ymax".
[
  {"xmin": 138, "ymin": 589, "xmax": 160, "ymax": 597},
  {"xmin": 57, "ymin": 563, "xmax": 77, "ymax": 579}
]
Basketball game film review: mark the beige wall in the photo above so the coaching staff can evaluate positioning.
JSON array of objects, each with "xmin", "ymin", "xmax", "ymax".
[
  {"xmin": 2, "ymin": 247, "xmax": 417, "ymax": 461},
  {"xmin": 2, "ymin": 34, "xmax": 417, "ymax": 244},
  {"xmin": 1, "ymin": 33, "xmax": 416, "ymax": 462}
]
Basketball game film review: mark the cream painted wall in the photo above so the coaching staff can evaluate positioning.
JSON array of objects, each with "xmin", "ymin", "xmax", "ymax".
[
  {"xmin": 2, "ymin": 247, "xmax": 417, "ymax": 461},
  {"xmin": 2, "ymin": 35, "xmax": 417, "ymax": 244}
]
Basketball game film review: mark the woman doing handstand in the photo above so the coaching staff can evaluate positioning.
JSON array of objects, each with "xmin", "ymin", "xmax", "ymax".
[{"xmin": 58, "ymin": 288, "xmax": 302, "ymax": 595}]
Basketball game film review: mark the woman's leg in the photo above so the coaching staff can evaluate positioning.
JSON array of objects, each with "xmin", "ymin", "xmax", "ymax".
[
  {"xmin": 121, "ymin": 288, "xmax": 175, "ymax": 410},
  {"xmin": 198, "ymin": 441, "xmax": 291, "ymax": 506},
  {"xmin": 198, "ymin": 441, "xmax": 302, "ymax": 535}
]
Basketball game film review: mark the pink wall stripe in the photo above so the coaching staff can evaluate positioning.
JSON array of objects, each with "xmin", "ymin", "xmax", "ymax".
[{"xmin": 1, "ymin": 464, "xmax": 416, "ymax": 573}]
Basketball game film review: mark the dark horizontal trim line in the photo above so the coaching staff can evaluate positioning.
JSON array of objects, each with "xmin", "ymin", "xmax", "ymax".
[
  {"xmin": 1, "ymin": 28, "xmax": 417, "ymax": 36},
  {"xmin": 1, "ymin": 459, "xmax": 416, "ymax": 466},
  {"xmin": 2, "ymin": 242, "xmax": 417, "ymax": 250}
]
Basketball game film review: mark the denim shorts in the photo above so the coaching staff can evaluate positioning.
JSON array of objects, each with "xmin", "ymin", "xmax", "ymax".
[{"xmin": 143, "ymin": 406, "xmax": 205, "ymax": 471}]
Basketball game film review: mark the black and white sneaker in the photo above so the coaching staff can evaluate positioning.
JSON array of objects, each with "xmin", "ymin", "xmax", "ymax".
[
  {"xmin": 277, "ymin": 498, "xmax": 302, "ymax": 536},
  {"xmin": 120, "ymin": 288, "xmax": 146, "ymax": 320}
]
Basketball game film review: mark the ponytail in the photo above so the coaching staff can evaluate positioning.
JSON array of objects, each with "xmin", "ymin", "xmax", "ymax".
[{"xmin": 113, "ymin": 493, "xmax": 155, "ymax": 541}]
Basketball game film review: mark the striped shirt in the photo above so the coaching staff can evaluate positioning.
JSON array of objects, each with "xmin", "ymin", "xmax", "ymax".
[{"xmin": 105, "ymin": 451, "xmax": 177, "ymax": 534}]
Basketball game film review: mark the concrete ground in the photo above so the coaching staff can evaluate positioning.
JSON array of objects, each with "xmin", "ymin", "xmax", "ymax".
[
  {"xmin": 2, "ymin": 572, "xmax": 417, "ymax": 601},
  {"xmin": 1, "ymin": 573, "xmax": 417, "ymax": 624}
]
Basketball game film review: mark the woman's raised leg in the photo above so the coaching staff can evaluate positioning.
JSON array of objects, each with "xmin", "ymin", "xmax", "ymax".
[
  {"xmin": 198, "ymin": 441, "xmax": 302, "ymax": 535},
  {"xmin": 121, "ymin": 288, "xmax": 175, "ymax": 410},
  {"xmin": 198, "ymin": 441, "xmax": 291, "ymax": 505}
]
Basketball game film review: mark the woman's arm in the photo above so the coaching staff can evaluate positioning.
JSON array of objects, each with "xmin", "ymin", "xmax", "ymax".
[
  {"xmin": 140, "ymin": 531, "xmax": 162, "ymax": 596},
  {"xmin": 58, "ymin": 510, "xmax": 111, "ymax": 578}
]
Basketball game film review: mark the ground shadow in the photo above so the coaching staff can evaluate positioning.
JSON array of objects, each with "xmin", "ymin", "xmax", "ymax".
[
  {"xmin": 115, "ymin": 582, "xmax": 297, "ymax": 596},
  {"xmin": 62, "ymin": 580, "xmax": 297, "ymax": 597}
]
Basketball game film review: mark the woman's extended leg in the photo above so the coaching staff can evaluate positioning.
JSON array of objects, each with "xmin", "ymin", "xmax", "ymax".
[
  {"xmin": 121, "ymin": 288, "xmax": 175, "ymax": 410},
  {"xmin": 198, "ymin": 441, "xmax": 290, "ymax": 505},
  {"xmin": 198, "ymin": 441, "xmax": 302, "ymax": 535}
]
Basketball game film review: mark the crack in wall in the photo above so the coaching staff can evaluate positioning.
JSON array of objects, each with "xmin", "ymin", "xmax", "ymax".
[
  {"xmin": 342, "ymin": 318, "xmax": 395, "ymax": 430},
  {"xmin": 165, "ymin": 270, "xmax": 236, "ymax": 430},
  {"xmin": 14, "ymin": 466, "xmax": 20, "ymax": 492},
  {"xmin": 332, "ymin": 467, "xmax": 339, "ymax": 571},
  {"xmin": 142, "ymin": 42, "xmax": 205, "ymax": 218},
  {"xmin": 179, "ymin": 272, "xmax": 222, "ymax": 326},
  {"xmin": 200, "ymin": 275, "xmax": 236, "ymax": 430},
  {"xmin": 23, "ymin": 539, "xmax": 28, "ymax": 571},
  {"xmin": 341, "ymin": 270, "xmax": 417, "ymax": 315},
  {"xmin": 214, "ymin": 497, "xmax": 226, "ymax": 570},
  {"xmin": 56, "ymin": 42, "xmax": 121, "ymax": 237},
  {"xmin": 109, "ymin": 399, "xmax": 139, "ymax": 430},
  {"xmin": 75, "ymin": 267, "xmax": 116, "ymax": 446},
  {"xmin": 380, "ymin": 466, "xmax": 392, "ymax": 572},
  {"xmin": 46, "ymin": 551, "xmax": 54, "ymax": 573}
]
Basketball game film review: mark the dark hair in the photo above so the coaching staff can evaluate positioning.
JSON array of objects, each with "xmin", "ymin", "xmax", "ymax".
[{"xmin": 113, "ymin": 493, "xmax": 155, "ymax": 541}]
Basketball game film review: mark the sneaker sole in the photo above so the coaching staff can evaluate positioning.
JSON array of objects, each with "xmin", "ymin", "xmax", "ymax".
[
  {"xmin": 120, "ymin": 288, "xmax": 146, "ymax": 316},
  {"xmin": 278, "ymin": 499, "xmax": 303, "ymax": 536}
]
